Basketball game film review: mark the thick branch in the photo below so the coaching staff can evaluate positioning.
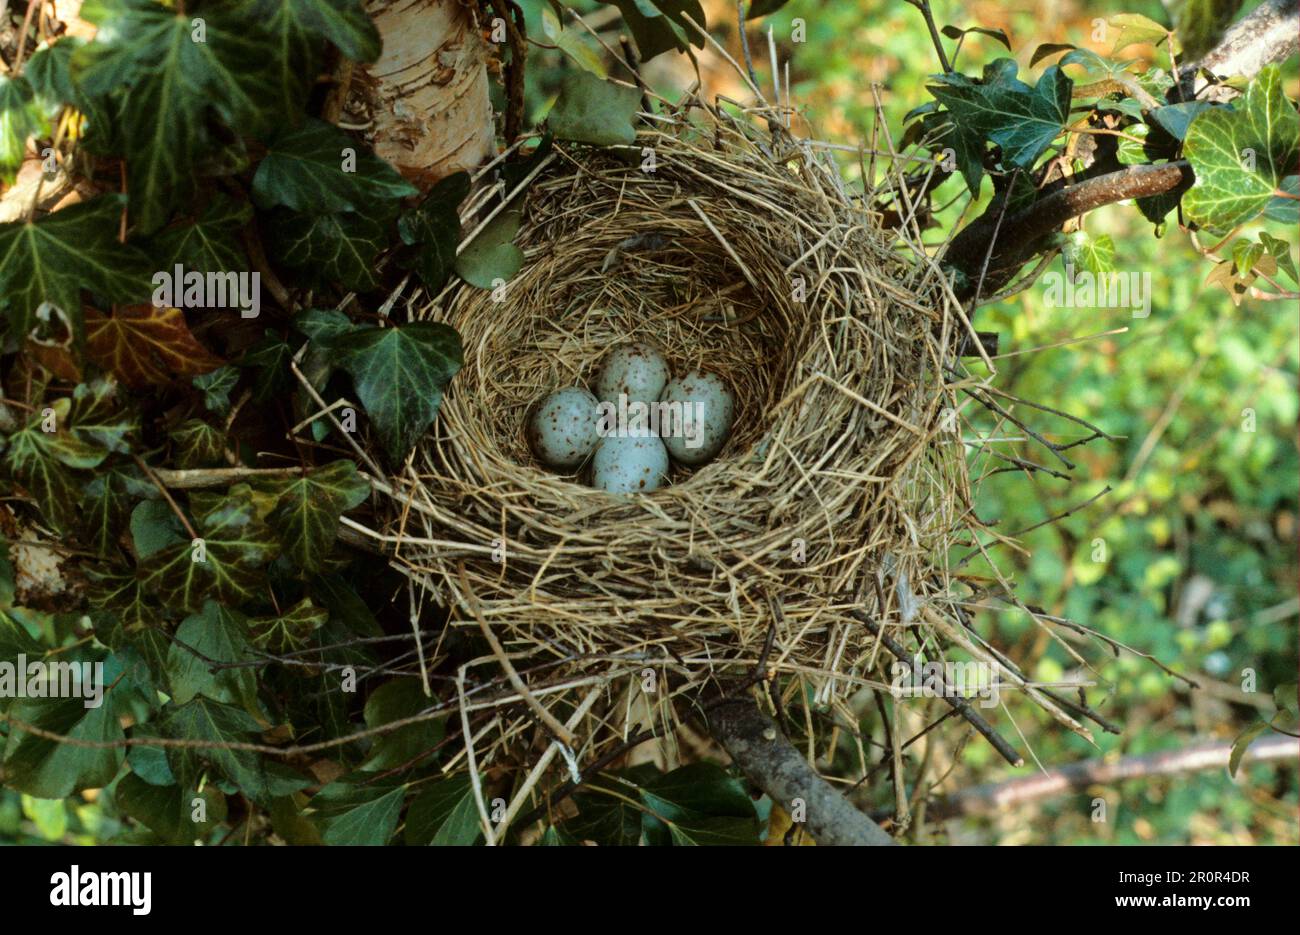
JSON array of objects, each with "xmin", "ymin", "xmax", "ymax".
[
  {"xmin": 1178, "ymin": 0, "xmax": 1300, "ymax": 102},
  {"xmin": 945, "ymin": 162, "xmax": 1193, "ymax": 299},
  {"xmin": 945, "ymin": 0, "xmax": 1296, "ymax": 299},
  {"xmin": 926, "ymin": 733, "xmax": 1297, "ymax": 820},
  {"xmin": 707, "ymin": 697, "xmax": 896, "ymax": 845}
]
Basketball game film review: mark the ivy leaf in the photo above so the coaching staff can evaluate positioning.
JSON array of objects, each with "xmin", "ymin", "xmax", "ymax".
[
  {"xmin": 24, "ymin": 39, "xmax": 84, "ymax": 113},
  {"xmin": 1029, "ymin": 43, "xmax": 1075, "ymax": 67},
  {"xmin": 3, "ymin": 398, "xmax": 112, "ymax": 531},
  {"xmin": 161, "ymin": 696, "xmax": 275, "ymax": 802},
  {"xmin": 1264, "ymin": 175, "xmax": 1299, "ymax": 224},
  {"xmin": 255, "ymin": 460, "xmax": 369, "ymax": 572},
  {"xmin": 455, "ymin": 207, "xmax": 523, "ymax": 289},
  {"xmin": 253, "ymin": 118, "xmax": 417, "ymax": 214},
  {"xmin": 2, "ymin": 693, "xmax": 126, "ymax": 798},
  {"xmin": 311, "ymin": 780, "xmax": 408, "ymax": 845},
  {"xmin": 548, "ymin": 71, "xmax": 641, "ymax": 146},
  {"xmin": 167, "ymin": 600, "xmax": 259, "ymax": 710},
  {"xmin": 746, "ymin": 0, "xmax": 789, "ymax": 17},
  {"xmin": 85, "ymin": 305, "xmax": 225, "ymax": 390},
  {"xmin": 939, "ymin": 24, "xmax": 1011, "ymax": 50},
  {"xmin": 169, "ymin": 418, "xmax": 228, "ymax": 468},
  {"xmin": 236, "ymin": 0, "xmax": 379, "ymax": 119},
  {"xmin": 115, "ymin": 773, "xmax": 225, "ymax": 844},
  {"xmin": 1149, "ymin": 101, "xmax": 1212, "ymax": 141},
  {"xmin": 398, "ymin": 172, "xmax": 469, "ymax": 294},
  {"xmin": 1258, "ymin": 232, "xmax": 1298, "ymax": 284},
  {"xmin": 266, "ymin": 208, "xmax": 388, "ymax": 292},
  {"xmin": 139, "ymin": 484, "xmax": 280, "ymax": 612},
  {"xmin": 1183, "ymin": 66, "xmax": 1300, "ymax": 231},
  {"xmin": 929, "ymin": 61, "xmax": 1072, "ymax": 170},
  {"xmin": 1227, "ymin": 720, "xmax": 1269, "ymax": 777},
  {"xmin": 605, "ymin": 1, "xmax": 705, "ymax": 60},
  {"xmin": 73, "ymin": 0, "xmax": 287, "ymax": 232},
  {"xmin": 0, "ymin": 76, "xmax": 47, "ymax": 180},
  {"xmin": 149, "ymin": 196, "xmax": 252, "ymax": 275},
  {"xmin": 247, "ymin": 597, "xmax": 327, "ymax": 652},
  {"xmin": 361, "ymin": 679, "xmax": 444, "ymax": 773},
  {"xmin": 129, "ymin": 499, "xmax": 185, "ymax": 560},
  {"xmin": 245, "ymin": 0, "xmax": 380, "ymax": 63},
  {"xmin": 404, "ymin": 775, "xmax": 482, "ymax": 845},
  {"xmin": 540, "ymin": 6, "xmax": 606, "ymax": 75},
  {"xmin": 193, "ymin": 366, "xmax": 240, "ymax": 414},
  {"xmin": 327, "ymin": 323, "xmax": 462, "ymax": 462},
  {"xmin": 0, "ymin": 196, "xmax": 152, "ymax": 344},
  {"xmin": 638, "ymin": 763, "xmax": 760, "ymax": 846},
  {"xmin": 80, "ymin": 466, "xmax": 151, "ymax": 557},
  {"xmin": 1065, "ymin": 232, "xmax": 1115, "ymax": 276},
  {"xmin": 294, "ymin": 308, "xmax": 355, "ymax": 344},
  {"xmin": 237, "ymin": 332, "xmax": 294, "ymax": 403},
  {"xmin": 1107, "ymin": 13, "xmax": 1168, "ymax": 54}
]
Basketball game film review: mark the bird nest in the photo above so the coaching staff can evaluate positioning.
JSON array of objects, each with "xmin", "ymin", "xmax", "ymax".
[{"xmin": 374, "ymin": 97, "xmax": 1007, "ymax": 791}]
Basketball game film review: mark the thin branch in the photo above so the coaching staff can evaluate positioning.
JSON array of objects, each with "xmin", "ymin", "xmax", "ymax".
[{"xmin": 926, "ymin": 733, "xmax": 1297, "ymax": 820}]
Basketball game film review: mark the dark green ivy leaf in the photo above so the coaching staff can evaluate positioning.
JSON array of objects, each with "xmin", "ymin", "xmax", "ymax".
[
  {"xmin": 138, "ymin": 484, "xmax": 280, "ymax": 612},
  {"xmin": 73, "ymin": 0, "xmax": 289, "ymax": 232},
  {"xmin": 149, "ymin": 196, "xmax": 252, "ymax": 275},
  {"xmin": 161, "ymin": 696, "xmax": 275, "ymax": 802},
  {"xmin": 115, "ymin": 773, "xmax": 226, "ymax": 844},
  {"xmin": 2, "ymin": 693, "xmax": 125, "ymax": 799},
  {"xmin": 254, "ymin": 460, "xmax": 369, "ymax": 572},
  {"xmin": 327, "ymin": 323, "xmax": 463, "ymax": 462},
  {"xmin": 252, "ymin": 118, "xmax": 418, "ymax": 214},
  {"xmin": 311, "ymin": 779, "xmax": 408, "ymax": 845},
  {"xmin": 24, "ymin": 39, "xmax": 85, "ymax": 113},
  {"xmin": 404, "ymin": 775, "xmax": 482, "ymax": 845},
  {"xmin": 605, "ymin": 0, "xmax": 706, "ymax": 60},
  {"xmin": 0, "ymin": 195, "xmax": 152, "ymax": 343},
  {"xmin": 266, "ymin": 208, "xmax": 388, "ymax": 292},
  {"xmin": 398, "ymin": 171, "xmax": 469, "ymax": 293},
  {"xmin": 928, "ymin": 60, "xmax": 1073, "ymax": 170},
  {"xmin": 166, "ymin": 600, "xmax": 259, "ymax": 710}
]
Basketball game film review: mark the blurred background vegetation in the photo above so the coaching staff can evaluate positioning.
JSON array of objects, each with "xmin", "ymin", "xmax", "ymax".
[{"xmin": 3, "ymin": 0, "xmax": 1294, "ymax": 845}]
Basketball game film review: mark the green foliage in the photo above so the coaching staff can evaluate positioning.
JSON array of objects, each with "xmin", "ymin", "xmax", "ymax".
[
  {"xmin": 326, "ymin": 323, "xmax": 464, "ymax": 462},
  {"xmin": 1183, "ymin": 65, "xmax": 1300, "ymax": 230},
  {"xmin": 0, "ymin": 196, "xmax": 152, "ymax": 343},
  {"xmin": 547, "ymin": 70, "xmax": 642, "ymax": 145},
  {"xmin": 1, "ymin": 0, "xmax": 1294, "ymax": 848}
]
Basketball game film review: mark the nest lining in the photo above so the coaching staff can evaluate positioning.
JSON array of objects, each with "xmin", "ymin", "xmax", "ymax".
[{"xmin": 383, "ymin": 102, "xmax": 979, "ymax": 773}]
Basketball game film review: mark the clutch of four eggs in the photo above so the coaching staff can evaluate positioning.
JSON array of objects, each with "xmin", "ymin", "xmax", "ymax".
[{"xmin": 527, "ymin": 342, "xmax": 736, "ymax": 493}]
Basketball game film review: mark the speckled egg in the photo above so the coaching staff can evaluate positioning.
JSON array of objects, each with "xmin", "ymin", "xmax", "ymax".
[
  {"xmin": 594, "ymin": 342, "xmax": 670, "ymax": 405},
  {"xmin": 591, "ymin": 432, "xmax": 670, "ymax": 494},
  {"xmin": 659, "ymin": 370, "xmax": 735, "ymax": 466},
  {"xmin": 528, "ymin": 387, "xmax": 601, "ymax": 470}
]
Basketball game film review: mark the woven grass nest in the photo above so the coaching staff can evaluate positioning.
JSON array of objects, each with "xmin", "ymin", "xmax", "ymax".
[{"xmin": 380, "ymin": 97, "xmax": 990, "ymax": 779}]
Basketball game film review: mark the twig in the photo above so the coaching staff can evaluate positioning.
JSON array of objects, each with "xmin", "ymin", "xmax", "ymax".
[
  {"xmin": 852, "ymin": 610, "xmax": 1025, "ymax": 768},
  {"xmin": 926, "ymin": 734, "xmax": 1297, "ymax": 820}
]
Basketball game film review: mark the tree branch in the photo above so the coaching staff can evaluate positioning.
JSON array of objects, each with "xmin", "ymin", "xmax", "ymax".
[
  {"xmin": 925, "ymin": 733, "xmax": 1297, "ymax": 820},
  {"xmin": 943, "ymin": 0, "xmax": 1297, "ymax": 300},
  {"xmin": 945, "ymin": 162, "xmax": 1193, "ymax": 299},
  {"xmin": 1177, "ymin": 0, "xmax": 1300, "ymax": 102},
  {"xmin": 706, "ymin": 697, "xmax": 897, "ymax": 845}
]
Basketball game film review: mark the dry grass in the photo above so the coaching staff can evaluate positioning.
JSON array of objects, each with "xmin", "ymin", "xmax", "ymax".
[{"xmin": 363, "ymin": 93, "xmax": 1070, "ymax": 819}]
